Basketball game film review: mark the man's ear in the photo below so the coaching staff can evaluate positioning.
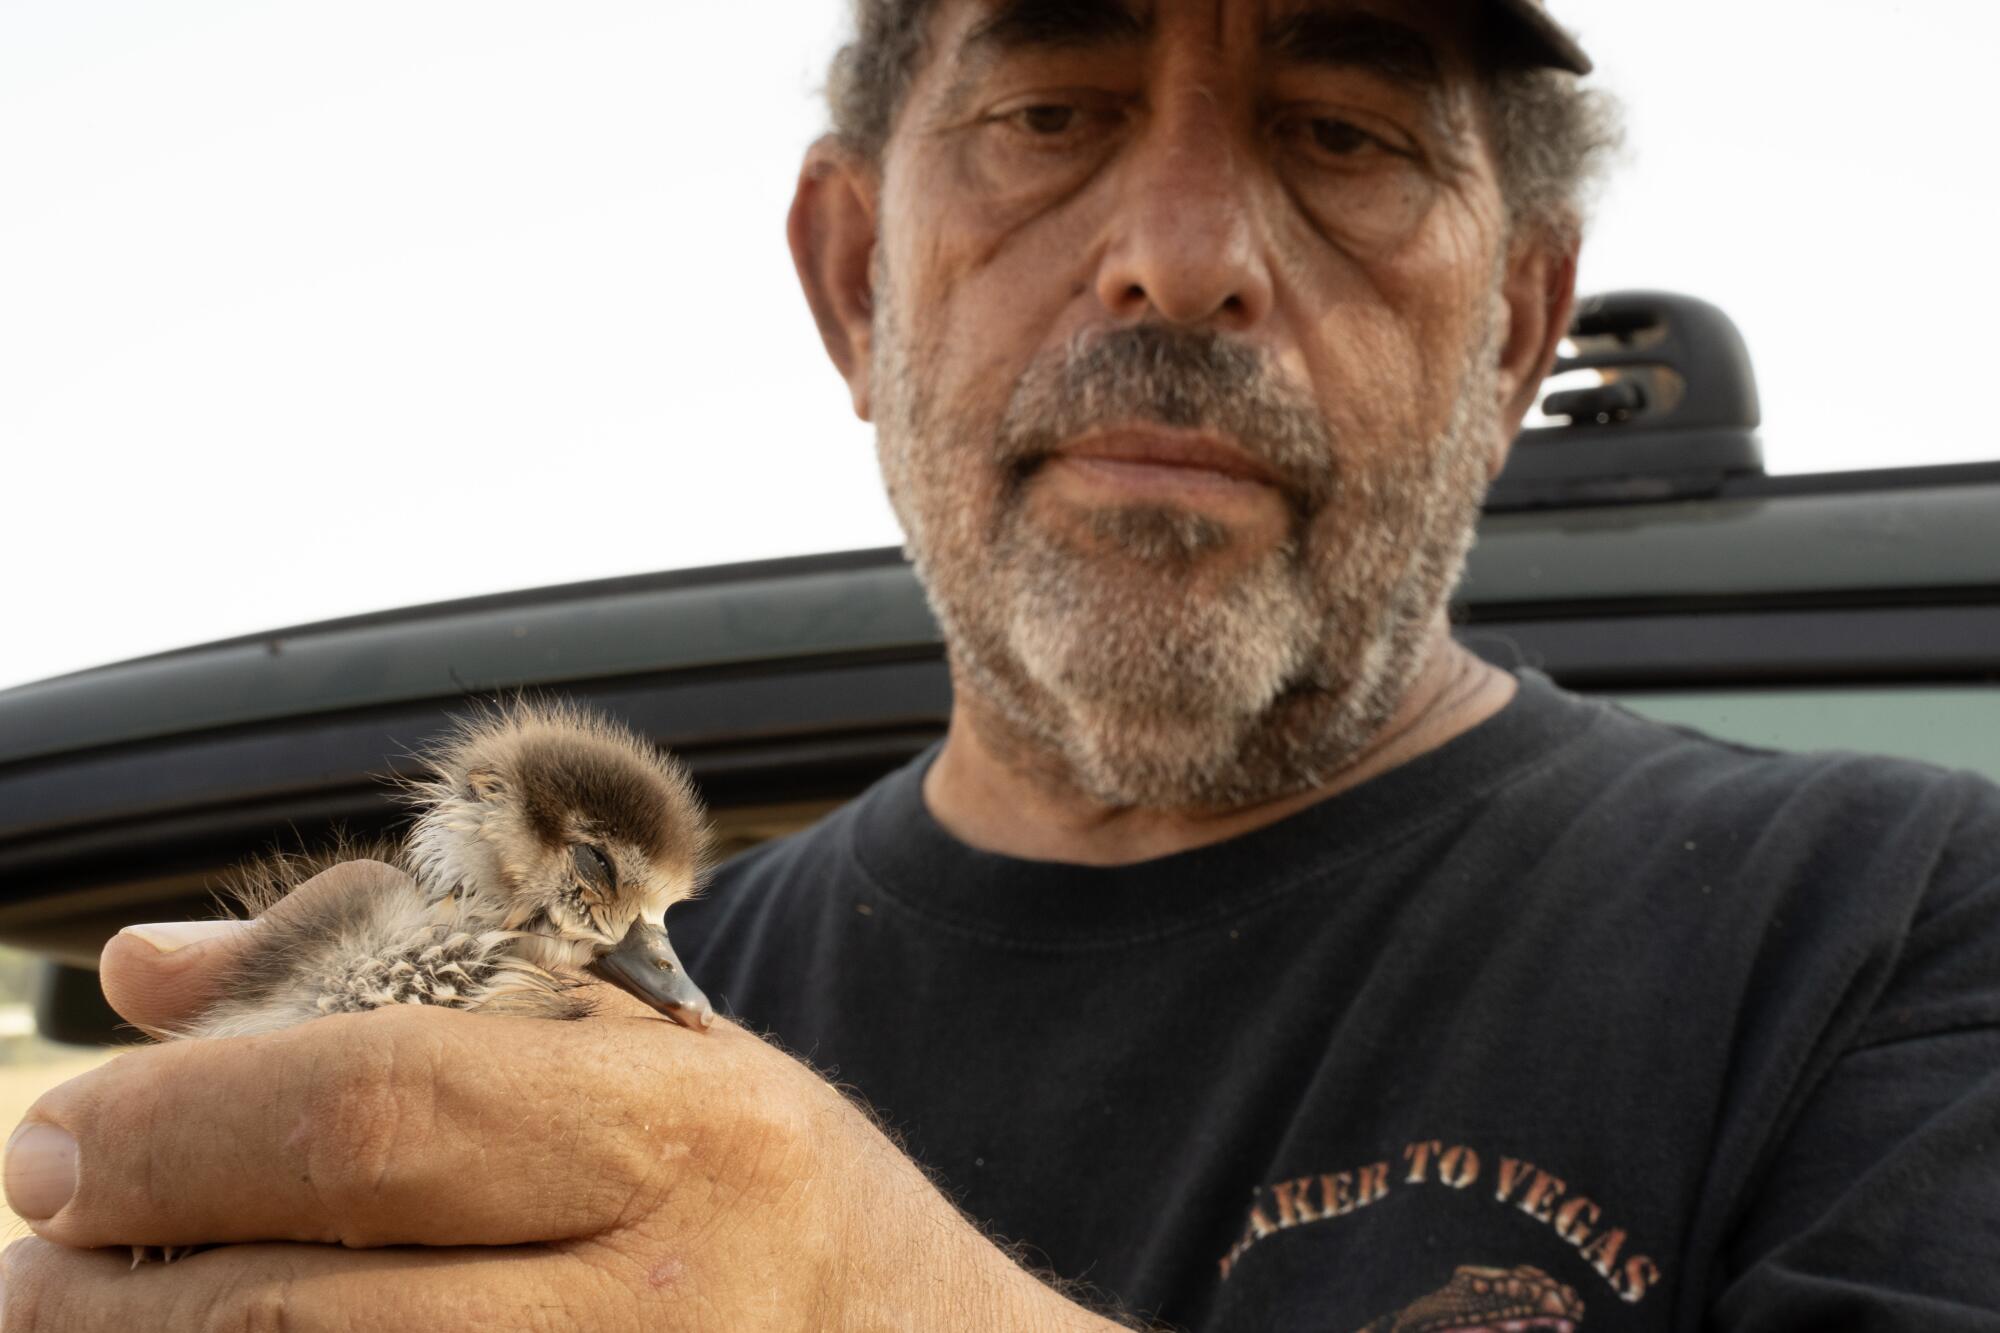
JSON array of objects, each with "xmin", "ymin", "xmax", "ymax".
[
  {"xmin": 1487, "ymin": 230, "xmax": 1580, "ymax": 480},
  {"xmin": 788, "ymin": 135, "xmax": 881, "ymax": 422}
]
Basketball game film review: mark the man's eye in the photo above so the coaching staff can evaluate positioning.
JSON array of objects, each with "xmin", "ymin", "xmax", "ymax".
[
  {"xmin": 1010, "ymin": 104, "xmax": 1079, "ymax": 136},
  {"xmin": 1305, "ymin": 118, "xmax": 1378, "ymax": 157}
]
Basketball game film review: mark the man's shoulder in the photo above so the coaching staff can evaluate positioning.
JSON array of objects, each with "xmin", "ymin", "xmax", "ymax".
[
  {"xmin": 1379, "ymin": 675, "xmax": 2000, "ymax": 967},
  {"xmin": 1547, "ymin": 685, "xmax": 2000, "ymax": 944}
]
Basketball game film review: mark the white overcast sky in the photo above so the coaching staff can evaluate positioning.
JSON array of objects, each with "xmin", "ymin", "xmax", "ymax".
[{"xmin": 3, "ymin": 1, "xmax": 1996, "ymax": 691}]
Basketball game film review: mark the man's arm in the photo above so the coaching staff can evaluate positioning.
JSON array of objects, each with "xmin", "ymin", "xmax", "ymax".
[
  {"xmin": 1713, "ymin": 1027, "xmax": 2000, "ymax": 1328},
  {"xmin": 0, "ymin": 864, "xmax": 1135, "ymax": 1332},
  {"xmin": 1711, "ymin": 775, "xmax": 2000, "ymax": 1329}
]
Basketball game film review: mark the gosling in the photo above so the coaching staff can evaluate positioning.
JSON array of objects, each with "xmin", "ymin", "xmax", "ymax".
[{"xmin": 176, "ymin": 700, "xmax": 714, "ymax": 1040}]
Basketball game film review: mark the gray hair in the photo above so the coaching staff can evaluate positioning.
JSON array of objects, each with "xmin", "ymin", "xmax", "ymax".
[{"xmin": 825, "ymin": 0, "xmax": 1621, "ymax": 242}]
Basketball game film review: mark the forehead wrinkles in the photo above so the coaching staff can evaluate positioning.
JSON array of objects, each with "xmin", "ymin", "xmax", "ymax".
[
  {"xmin": 952, "ymin": 0, "xmax": 1443, "ymax": 52},
  {"xmin": 925, "ymin": 0, "xmax": 1482, "ymax": 151},
  {"xmin": 951, "ymin": 0, "xmax": 1456, "ymax": 71},
  {"xmin": 1260, "ymin": 0, "xmax": 1484, "ymax": 165},
  {"xmin": 933, "ymin": 0, "xmax": 1149, "ymax": 119}
]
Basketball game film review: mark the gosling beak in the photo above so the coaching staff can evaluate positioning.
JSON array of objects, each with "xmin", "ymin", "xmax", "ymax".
[{"xmin": 590, "ymin": 921, "xmax": 714, "ymax": 1031}]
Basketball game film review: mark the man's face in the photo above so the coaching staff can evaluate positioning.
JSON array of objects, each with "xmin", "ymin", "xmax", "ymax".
[{"xmin": 864, "ymin": 0, "xmax": 1535, "ymax": 808}]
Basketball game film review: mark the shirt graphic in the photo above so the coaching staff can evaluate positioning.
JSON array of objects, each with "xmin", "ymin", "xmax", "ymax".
[
  {"xmin": 1220, "ymin": 1138, "xmax": 1664, "ymax": 1327},
  {"xmin": 1355, "ymin": 1264, "xmax": 1584, "ymax": 1332}
]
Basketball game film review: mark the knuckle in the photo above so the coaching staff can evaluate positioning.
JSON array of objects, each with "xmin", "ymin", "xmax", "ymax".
[
  {"xmin": 291, "ymin": 1011, "xmax": 443, "ymax": 1245},
  {"xmin": 541, "ymin": 1064, "xmax": 664, "ymax": 1234},
  {"xmin": 204, "ymin": 1275, "xmax": 313, "ymax": 1333},
  {"xmin": 701, "ymin": 1062, "xmax": 820, "ymax": 1197},
  {"xmin": 1, "ymin": 1238, "xmax": 53, "ymax": 1332},
  {"xmin": 727, "ymin": 1098, "xmax": 810, "ymax": 1183}
]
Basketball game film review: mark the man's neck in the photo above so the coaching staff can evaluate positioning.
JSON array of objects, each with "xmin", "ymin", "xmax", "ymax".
[{"xmin": 921, "ymin": 628, "xmax": 1518, "ymax": 867}]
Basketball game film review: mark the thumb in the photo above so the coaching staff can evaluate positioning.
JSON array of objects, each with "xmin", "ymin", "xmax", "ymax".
[{"xmin": 100, "ymin": 859, "xmax": 414, "ymax": 1036}]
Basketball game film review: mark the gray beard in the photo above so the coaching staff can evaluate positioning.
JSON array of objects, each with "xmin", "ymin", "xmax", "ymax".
[{"xmin": 874, "ymin": 314, "xmax": 1501, "ymax": 810}]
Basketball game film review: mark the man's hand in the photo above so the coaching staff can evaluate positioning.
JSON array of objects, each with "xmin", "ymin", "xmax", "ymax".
[{"xmin": 1, "ymin": 862, "xmax": 1122, "ymax": 1331}]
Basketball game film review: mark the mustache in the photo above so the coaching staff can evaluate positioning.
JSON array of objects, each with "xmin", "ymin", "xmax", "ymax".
[{"xmin": 994, "ymin": 325, "xmax": 1338, "ymax": 511}]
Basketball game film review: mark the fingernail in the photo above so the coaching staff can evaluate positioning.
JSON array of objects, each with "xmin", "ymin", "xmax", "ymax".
[
  {"xmin": 4, "ymin": 1122, "xmax": 78, "ymax": 1221},
  {"xmin": 119, "ymin": 920, "xmax": 249, "ymax": 953}
]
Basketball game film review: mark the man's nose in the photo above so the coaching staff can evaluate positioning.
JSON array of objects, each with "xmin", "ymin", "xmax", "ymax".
[{"xmin": 1093, "ymin": 98, "xmax": 1275, "ymax": 332}]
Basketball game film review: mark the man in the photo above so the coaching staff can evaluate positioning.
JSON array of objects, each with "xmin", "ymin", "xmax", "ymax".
[{"xmin": 5, "ymin": 1, "xmax": 1997, "ymax": 1328}]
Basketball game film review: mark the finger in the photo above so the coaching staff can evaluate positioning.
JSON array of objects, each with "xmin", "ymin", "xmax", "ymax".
[
  {"xmin": 2, "ymin": 1234, "xmax": 652, "ymax": 1333},
  {"xmin": 99, "ymin": 861, "xmax": 414, "ymax": 1034},
  {"xmin": 8, "ymin": 1002, "xmax": 749, "ymax": 1252}
]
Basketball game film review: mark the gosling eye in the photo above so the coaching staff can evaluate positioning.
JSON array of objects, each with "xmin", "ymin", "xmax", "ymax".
[{"xmin": 571, "ymin": 843, "xmax": 617, "ymax": 895}]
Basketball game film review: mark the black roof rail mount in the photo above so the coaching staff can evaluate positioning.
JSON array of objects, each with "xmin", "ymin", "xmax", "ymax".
[{"xmin": 1488, "ymin": 290, "xmax": 1765, "ymax": 512}]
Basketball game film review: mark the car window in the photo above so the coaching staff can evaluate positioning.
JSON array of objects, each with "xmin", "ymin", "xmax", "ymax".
[{"xmin": 1614, "ymin": 688, "xmax": 2000, "ymax": 786}]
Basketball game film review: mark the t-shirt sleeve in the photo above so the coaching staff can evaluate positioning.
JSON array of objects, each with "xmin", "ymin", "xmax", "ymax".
[{"xmin": 1711, "ymin": 770, "xmax": 2000, "ymax": 1329}]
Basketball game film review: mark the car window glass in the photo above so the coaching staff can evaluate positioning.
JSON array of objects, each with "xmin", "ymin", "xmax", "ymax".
[{"xmin": 1615, "ymin": 688, "xmax": 2000, "ymax": 785}]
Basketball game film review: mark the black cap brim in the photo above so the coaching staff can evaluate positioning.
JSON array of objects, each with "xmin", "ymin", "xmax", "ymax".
[{"xmin": 1489, "ymin": 0, "xmax": 1592, "ymax": 75}]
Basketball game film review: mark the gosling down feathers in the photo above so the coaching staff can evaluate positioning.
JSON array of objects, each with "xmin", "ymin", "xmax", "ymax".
[{"xmin": 176, "ymin": 700, "xmax": 716, "ymax": 1041}]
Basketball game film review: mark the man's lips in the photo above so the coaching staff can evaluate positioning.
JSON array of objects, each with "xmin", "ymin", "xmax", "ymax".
[
  {"xmin": 1039, "ymin": 428, "xmax": 1287, "ymax": 503},
  {"xmin": 1060, "ymin": 427, "xmax": 1282, "ymax": 484}
]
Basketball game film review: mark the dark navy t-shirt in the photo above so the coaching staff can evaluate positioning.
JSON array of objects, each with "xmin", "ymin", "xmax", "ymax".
[{"xmin": 670, "ymin": 671, "xmax": 2000, "ymax": 1331}]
